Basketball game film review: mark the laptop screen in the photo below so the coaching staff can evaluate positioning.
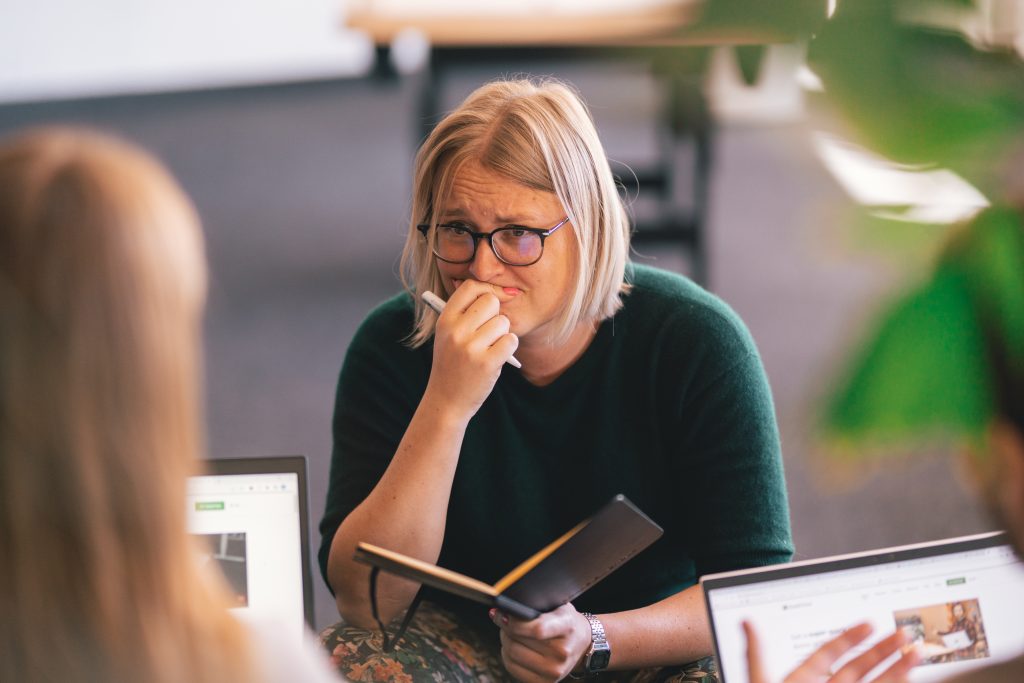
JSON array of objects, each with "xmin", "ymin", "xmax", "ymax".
[
  {"xmin": 186, "ymin": 456, "xmax": 314, "ymax": 638},
  {"xmin": 702, "ymin": 532, "xmax": 1024, "ymax": 683}
]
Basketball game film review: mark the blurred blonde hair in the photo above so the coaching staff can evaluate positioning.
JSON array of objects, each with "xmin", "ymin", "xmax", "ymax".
[
  {"xmin": 0, "ymin": 128, "xmax": 258, "ymax": 682},
  {"xmin": 400, "ymin": 77, "xmax": 632, "ymax": 347}
]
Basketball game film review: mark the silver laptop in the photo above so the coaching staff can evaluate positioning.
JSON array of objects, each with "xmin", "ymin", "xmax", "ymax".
[
  {"xmin": 702, "ymin": 532, "xmax": 1024, "ymax": 683},
  {"xmin": 186, "ymin": 456, "xmax": 314, "ymax": 637}
]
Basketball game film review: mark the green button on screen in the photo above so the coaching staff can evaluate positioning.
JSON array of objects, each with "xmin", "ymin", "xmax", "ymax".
[{"xmin": 195, "ymin": 501, "xmax": 225, "ymax": 511}]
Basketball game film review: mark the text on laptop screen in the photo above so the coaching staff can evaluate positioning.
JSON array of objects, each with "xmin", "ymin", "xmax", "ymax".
[
  {"xmin": 186, "ymin": 471, "xmax": 305, "ymax": 637},
  {"xmin": 704, "ymin": 537, "xmax": 1024, "ymax": 683}
]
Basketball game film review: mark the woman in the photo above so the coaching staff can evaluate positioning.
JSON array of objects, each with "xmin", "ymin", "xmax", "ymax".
[
  {"xmin": 320, "ymin": 78, "xmax": 793, "ymax": 681},
  {"xmin": 0, "ymin": 128, "xmax": 339, "ymax": 683}
]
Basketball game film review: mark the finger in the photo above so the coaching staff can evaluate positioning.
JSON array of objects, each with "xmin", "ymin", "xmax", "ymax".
[
  {"xmin": 743, "ymin": 621, "xmax": 768, "ymax": 683},
  {"xmin": 794, "ymin": 623, "xmax": 873, "ymax": 678},
  {"xmin": 500, "ymin": 613, "xmax": 555, "ymax": 642},
  {"xmin": 439, "ymin": 292, "xmax": 500, "ymax": 339},
  {"xmin": 501, "ymin": 605, "xmax": 576, "ymax": 641},
  {"xmin": 502, "ymin": 658, "xmax": 546, "ymax": 683},
  {"xmin": 492, "ymin": 612, "xmax": 549, "ymax": 657},
  {"xmin": 498, "ymin": 611, "xmax": 582, "ymax": 671},
  {"xmin": 831, "ymin": 630, "xmax": 918, "ymax": 683},
  {"xmin": 446, "ymin": 280, "xmax": 499, "ymax": 315},
  {"xmin": 490, "ymin": 332, "xmax": 519, "ymax": 364},
  {"xmin": 500, "ymin": 629, "xmax": 561, "ymax": 680},
  {"xmin": 869, "ymin": 646, "xmax": 921, "ymax": 683},
  {"xmin": 470, "ymin": 314, "xmax": 511, "ymax": 349},
  {"xmin": 436, "ymin": 293, "xmax": 500, "ymax": 349}
]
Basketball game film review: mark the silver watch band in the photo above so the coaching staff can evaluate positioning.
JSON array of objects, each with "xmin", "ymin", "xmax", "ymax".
[
  {"xmin": 573, "ymin": 612, "xmax": 610, "ymax": 677},
  {"xmin": 583, "ymin": 613, "xmax": 607, "ymax": 648}
]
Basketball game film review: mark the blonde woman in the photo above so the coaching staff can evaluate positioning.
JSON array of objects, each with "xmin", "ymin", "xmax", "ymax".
[
  {"xmin": 0, "ymin": 128, "xmax": 340, "ymax": 683},
  {"xmin": 320, "ymin": 78, "xmax": 793, "ymax": 681}
]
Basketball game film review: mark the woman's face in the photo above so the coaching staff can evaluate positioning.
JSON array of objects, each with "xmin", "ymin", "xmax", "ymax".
[{"xmin": 435, "ymin": 159, "xmax": 576, "ymax": 344}]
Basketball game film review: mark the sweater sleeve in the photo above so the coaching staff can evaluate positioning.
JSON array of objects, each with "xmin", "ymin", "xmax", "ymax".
[
  {"xmin": 664, "ymin": 304, "xmax": 794, "ymax": 577},
  {"xmin": 316, "ymin": 296, "xmax": 429, "ymax": 590}
]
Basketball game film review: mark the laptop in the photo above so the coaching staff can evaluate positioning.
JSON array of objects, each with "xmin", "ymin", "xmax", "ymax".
[
  {"xmin": 702, "ymin": 532, "xmax": 1024, "ymax": 683},
  {"xmin": 185, "ymin": 456, "xmax": 314, "ymax": 638}
]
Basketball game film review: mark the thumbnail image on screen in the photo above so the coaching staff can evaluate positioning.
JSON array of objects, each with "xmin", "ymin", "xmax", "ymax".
[
  {"xmin": 894, "ymin": 599, "xmax": 989, "ymax": 666},
  {"xmin": 194, "ymin": 532, "xmax": 249, "ymax": 607}
]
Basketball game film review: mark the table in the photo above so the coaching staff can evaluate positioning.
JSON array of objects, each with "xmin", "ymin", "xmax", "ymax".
[{"xmin": 346, "ymin": 1, "xmax": 798, "ymax": 286}]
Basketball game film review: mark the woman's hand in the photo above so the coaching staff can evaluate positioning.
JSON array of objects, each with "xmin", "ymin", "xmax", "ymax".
[
  {"xmin": 423, "ymin": 279, "xmax": 519, "ymax": 420},
  {"xmin": 491, "ymin": 604, "xmax": 593, "ymax": 682},
  {"xmin": 744, "ymin": 621, "xmax": 920, "ymax": 683}
]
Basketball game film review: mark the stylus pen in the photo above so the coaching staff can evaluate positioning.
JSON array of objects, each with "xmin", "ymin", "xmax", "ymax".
[{"xmin": 421, "ymin": 290, "xmax": 522, "ymax": 369}]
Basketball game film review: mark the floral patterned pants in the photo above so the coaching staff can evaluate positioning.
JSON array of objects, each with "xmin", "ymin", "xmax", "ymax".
[{"xmin": 319, "ymin": 601, "xmax": 718, "ymax": 683}]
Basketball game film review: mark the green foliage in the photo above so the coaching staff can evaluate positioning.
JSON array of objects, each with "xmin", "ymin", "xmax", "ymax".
[
  {"xmin": 691, "ymin": 0, "xmax": 1024, "ymax": 455},
  {"xmin": 694, "ymin": 0, "xmax": 826, "ymax": 38},
  {"xmin": 823, "ymin": 207, "xmax": 1024, "ymax": 451},
  {"xmin": 809, "ymin": 0, "xmax": 1024, "ymax": 194}
]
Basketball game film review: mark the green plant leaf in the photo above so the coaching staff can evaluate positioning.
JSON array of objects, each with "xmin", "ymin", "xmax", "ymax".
[
  {"xmin": 822, "ymin": 207, "xmax": 1024, "ymax": 455},
  {"xmin": 808, "ymin": 0, "xmax": 1024, "ymax": 194}
]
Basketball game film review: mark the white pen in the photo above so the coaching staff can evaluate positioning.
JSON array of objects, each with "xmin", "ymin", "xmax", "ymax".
[{"xmin": 421, "ymin": 290, "xmax": 522, "ymax": 369}]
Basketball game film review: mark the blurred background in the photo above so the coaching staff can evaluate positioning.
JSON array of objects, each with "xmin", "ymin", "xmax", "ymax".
[{"xmin": 3, "ymin": 0, "xmax": 1017, "ymax": 631}]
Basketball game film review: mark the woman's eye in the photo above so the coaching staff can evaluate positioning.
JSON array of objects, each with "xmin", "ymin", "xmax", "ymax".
[
  {"xmin": 440, "ymin": 223, "xmax": 470, "ymax": 235},
  {"xmin": 508, "ymin": 228, "xmax": 528, "ymax": 238}
]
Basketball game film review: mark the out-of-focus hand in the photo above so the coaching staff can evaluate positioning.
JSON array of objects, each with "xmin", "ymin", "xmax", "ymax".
[
  {"xmin": 490, "ymin": 604, "xmax": 592, "ymax": 682},
  {"xmin": 744, "ymin": 621, "xmax": 920, "ymax": 683},
  {"xmin": 423, "ymin": 279, "xmax": 519, "ymax": 421}
]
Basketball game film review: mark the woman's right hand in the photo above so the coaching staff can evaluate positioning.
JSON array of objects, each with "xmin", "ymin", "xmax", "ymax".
[
  {"xmin": 423, "ymin": 280, "xmax": 519, "ymax": 420},
  {"xmin": 744, "ymin": 621, "xmax": 920, "ymax": 683}
]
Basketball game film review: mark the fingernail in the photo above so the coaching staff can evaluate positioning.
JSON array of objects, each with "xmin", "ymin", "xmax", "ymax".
[
  {"xmin": 489, "ymin": 608, "xmax": 497, "ymax": 620},
  {"xmin": 502, "ymin": 614, "xmax": 509, "ymax": 625}
]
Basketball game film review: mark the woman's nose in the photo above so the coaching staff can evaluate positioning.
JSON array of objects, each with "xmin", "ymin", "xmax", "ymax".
[{"xmin": 468, "ymin": 239, "xmax": 505, "ymax": 281}]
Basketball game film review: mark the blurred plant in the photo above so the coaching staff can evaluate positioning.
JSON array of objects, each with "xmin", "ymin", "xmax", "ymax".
[
  {"xmin": 806, "ymin": 0, "xmax": 1024, "ymax": 453},
  {"xmin": 824, "ymin": 206, "xmax": 1024, "ymax": 454},
  {"xmin": 694, "ymin": 0, "xmax": 1024, "ymax": 454},
  {"xmin": 810, "ymin": 0, "xmax": 1024, "ymax": 204}
]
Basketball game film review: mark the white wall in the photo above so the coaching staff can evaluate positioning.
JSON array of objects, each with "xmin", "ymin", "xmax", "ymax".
[{"xmin": 0, "ymin": 0, "xmax": 373, "ymax": 104}]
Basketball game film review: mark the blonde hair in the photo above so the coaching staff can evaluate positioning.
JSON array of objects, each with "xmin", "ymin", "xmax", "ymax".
[
  {"xmin": 0, "ymin": 128, "xmax": 258, "ymax": 682},
  {"xmin": 400, "ymin": 77, "xmax": 632, "ymax": 347}
]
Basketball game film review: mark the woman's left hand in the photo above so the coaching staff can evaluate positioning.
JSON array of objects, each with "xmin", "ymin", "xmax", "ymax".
[{"xmin": 491, "ymin": 604, "xmax": 593, "ymax": 682}]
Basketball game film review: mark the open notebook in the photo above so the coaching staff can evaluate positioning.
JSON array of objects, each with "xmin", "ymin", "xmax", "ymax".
[
  {"xmin": 186, "ymin": 456, "xmax": 314, "ymax": 638},
  {"xmin": 355, "ymin": 494, "xmax": 663, "ymax": 619},
  {"xmin": 702, "ymin": 532, "xmax": 1024, "ymax": 683}
]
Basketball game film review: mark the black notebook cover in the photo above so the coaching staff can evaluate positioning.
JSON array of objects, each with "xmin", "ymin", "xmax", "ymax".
[{"xmin": 354, "ymin": 494, "xmax": 663, "ymax": 619}]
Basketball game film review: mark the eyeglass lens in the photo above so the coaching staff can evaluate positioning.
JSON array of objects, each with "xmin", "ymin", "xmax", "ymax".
[{"xmin": 434, "ymin": 226, "xmax": 543, "ymax": 265}]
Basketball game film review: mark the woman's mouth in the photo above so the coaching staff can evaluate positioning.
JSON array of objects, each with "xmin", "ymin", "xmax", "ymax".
[{"xmin": 451, "ymin": 279, "xmax": 521, "ymax": 300}]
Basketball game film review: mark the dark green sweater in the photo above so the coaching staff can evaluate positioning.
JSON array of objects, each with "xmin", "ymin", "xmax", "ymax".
[{"xmin": 319, "ymin": 264, "xmax": 793, "ymax": 615}]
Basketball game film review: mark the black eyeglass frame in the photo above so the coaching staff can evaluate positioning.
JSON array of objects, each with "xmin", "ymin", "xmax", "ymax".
[{"xmin": 416, "ymin": 216, "xmax": 570, "ymax": 266}]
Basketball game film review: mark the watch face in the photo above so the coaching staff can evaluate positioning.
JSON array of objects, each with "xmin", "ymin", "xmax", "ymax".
[{"xmin": 589, "ymin": 649, "xmax": 611, "ymax": 671}]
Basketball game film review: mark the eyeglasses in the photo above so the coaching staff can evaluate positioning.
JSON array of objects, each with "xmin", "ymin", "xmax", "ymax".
[{"xmin": 416, "ymin": 217, "xmax": 570, "ymax": 267}]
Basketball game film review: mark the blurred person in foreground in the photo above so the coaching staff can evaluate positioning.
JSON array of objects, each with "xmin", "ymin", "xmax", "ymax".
[{"xmin": 0, "ymin": 127, "xmax": 341, "ymax": 683}]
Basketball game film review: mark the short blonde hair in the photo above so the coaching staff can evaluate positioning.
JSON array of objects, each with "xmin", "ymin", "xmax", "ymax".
[
  {"xmin": 0, "ymin": 128, "xmax": 257, "ymax": 682},
  {"xmin": 400, "ymin": 78, "xmax": 632, "ymax": 347}
]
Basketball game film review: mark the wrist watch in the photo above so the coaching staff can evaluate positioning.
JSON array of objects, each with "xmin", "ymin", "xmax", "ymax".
[{"xmin": 573, "ymin": 612, "xmax": 611, "ymax": 677}]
